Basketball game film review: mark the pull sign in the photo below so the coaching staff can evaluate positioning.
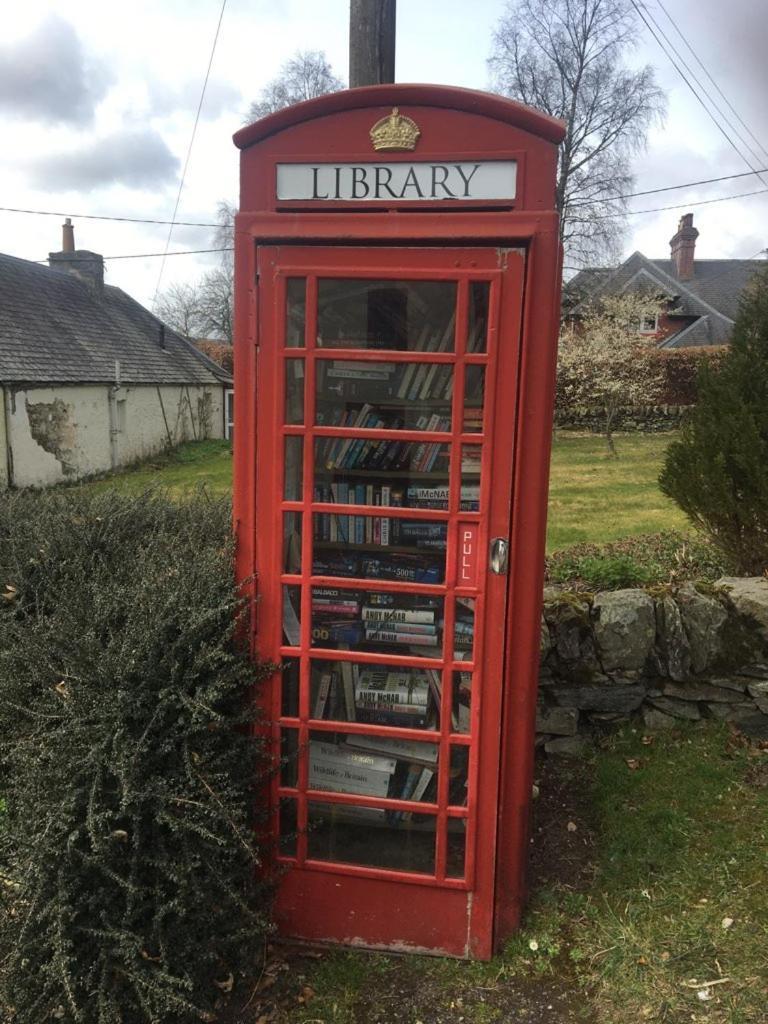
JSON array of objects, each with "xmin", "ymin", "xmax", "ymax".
[{"xmin": 458, "ymin": 524, "xmax": 479, "ymax": 586}]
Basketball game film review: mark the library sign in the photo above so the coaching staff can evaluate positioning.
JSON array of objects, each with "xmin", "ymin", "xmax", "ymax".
[{"xmin": 276, "ymin": 161, "xmax": 518, "ymax": 202}]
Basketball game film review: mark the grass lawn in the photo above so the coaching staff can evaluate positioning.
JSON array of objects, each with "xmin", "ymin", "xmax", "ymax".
[
  {"xmin": 547, "ymin": 431, "xmax": 688, "ymax": 552},
  {"xmin": 77, "ymin": 438, "xmax": 234, "ymax": 498},
  {"xmin": 78, "ymin": 431, "xmax": 689, "ymax": 554},
  {"xmin": 251, "ymin": 723, "xmax": 768, "ymax": 1024}
]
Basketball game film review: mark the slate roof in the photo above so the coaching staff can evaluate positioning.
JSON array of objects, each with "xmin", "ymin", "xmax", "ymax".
[
  {"xmin": 0, "ymin": 252, "xmax": 231, "ymax": 386},
  {"xmin": 566, "ymin": 252, "xmax": 766, "ymax": 349}
]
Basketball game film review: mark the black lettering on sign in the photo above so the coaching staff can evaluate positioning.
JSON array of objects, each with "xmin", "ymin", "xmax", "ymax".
[
  {"xmin": 374, "ymin": 165, "xmax": 398, "ymax": 199},
  {"xmin": 399, "ymin": 166, "xmax": 424, "ymax": 198},
  {"xmin": 455, "ymin": 164, "xmax": 481, "ymax": 197},
  {"xmin": 311, "ymin": 167, "xmax": 329, "ymax": 200},
  {"xmin": 351, "ymin": 167, "xmax": 370, "ymax": 199},
  {"xmin": 430, "ymin": 165, "xmax": 455, "ymax": 198},
  {"xmin": 334, "ymin": 166, "xmax": 343, "ymax": 199}
]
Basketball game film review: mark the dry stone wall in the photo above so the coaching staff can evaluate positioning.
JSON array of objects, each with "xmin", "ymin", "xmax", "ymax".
[
  {"xmin": 536, "ymin": 577, "xmax": 768, "ymax": 753},
  {"xmin": 554, "ymin": 404, "xmax": 687, "ymax": 433}
]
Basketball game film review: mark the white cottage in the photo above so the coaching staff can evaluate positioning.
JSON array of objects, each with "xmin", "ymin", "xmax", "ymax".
[{"xmin": 0, "ymin": 223, "xmax": 231, "ymax": 489}]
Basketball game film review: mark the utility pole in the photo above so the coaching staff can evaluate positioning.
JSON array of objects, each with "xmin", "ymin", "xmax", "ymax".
[{"xmin": 349, "ymin": 0, "xmax": 396, "ymax": 88}]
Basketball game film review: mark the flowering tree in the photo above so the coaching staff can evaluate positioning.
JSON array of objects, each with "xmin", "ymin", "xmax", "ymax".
[{"xmin": 558, "ymin": 292, "xmax": 667, "ymax": 455}]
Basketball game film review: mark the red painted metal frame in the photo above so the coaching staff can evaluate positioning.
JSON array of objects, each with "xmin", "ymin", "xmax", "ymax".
[{"xmin": 233, "ymin": 84, "xmax": 564, "ymax": 959}]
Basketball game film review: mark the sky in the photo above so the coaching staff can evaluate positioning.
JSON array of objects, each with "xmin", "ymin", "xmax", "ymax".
[{"xmin": 1, "ymin": 0, "xmax": 766, "ymax": 310}]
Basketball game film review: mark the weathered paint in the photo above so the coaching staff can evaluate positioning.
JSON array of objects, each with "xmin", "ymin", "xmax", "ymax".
[{"xmin": 2, "ymin": 383, "xmax": 227, "ymax": 488}]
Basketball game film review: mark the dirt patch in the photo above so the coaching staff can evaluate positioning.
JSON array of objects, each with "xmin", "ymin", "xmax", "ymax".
[
  {"xmin": 529, "ymin": 753, "xmax": 599, "ymax": 894},
  {"xmin": 217, "ymin": 755, "xmax": 598, "ymax": 1024}
]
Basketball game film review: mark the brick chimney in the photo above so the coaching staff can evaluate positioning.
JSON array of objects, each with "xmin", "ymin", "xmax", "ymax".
[
  {"xmin": 48, "ymin": 219, "xmax": 104, "ymax": 293},
  {"xmin": 669, "ymin": 213, "xmax": 699, "ymax": 281}
]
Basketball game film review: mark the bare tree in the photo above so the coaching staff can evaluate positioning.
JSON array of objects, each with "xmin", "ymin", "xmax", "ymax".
[
  {"xmin": 212, "ymin": 199, "xmax": 235, "ymax": 268},
  {"xmin": 489, "ymin": 0, "xmax": 665, "ymax": 267},
  {"xmin": 247, "ymin": 50, "xmax": 344, "ymax": 121},
  {"xmin": 155, "ymin": 282, "xmax": 206, "ymax": 340},
  {"xmin": 198, "ymin": 265, "xmax": 234, "ymax": 343}
]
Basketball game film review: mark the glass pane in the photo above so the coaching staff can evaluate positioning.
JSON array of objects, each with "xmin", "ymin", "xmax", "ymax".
[
  {"xmin": 450, "ymin": 668, "xmax": 472, "ymax": 734},
  {"xmin": 308, "ymin": 801, "xmax": 437, "ymax": 874},
  {"xmin": 281, "ymin": 657, "xmax": 300, "ymax": 718},
  {"xmin": 446, "ymin": 825, "xmax": 467, "ymax": 878},
  {"xmin": 308, "ymin": 731, "xmax": 439, "ymax": 800},
  {"xmin": 316, "ymin": 361, "xmax": 453, "ymax": 428},
  {"xmin": 283, "ymin": 512, "xmax": 302, "ymax": 574},
  {"xmin": 284, "ymin": 436, "xmax": 303, "ymax": 501},
  {"xmin": 454, "ymin": 597, "xmax": 475, "ymax": 659},
  {"xmin": 461, "ymin": 444, "xmax": 481, "ymax": 492},
  {"xmin": 280, "ymin": 728, "xmax": 299, "ymax": 788},
  {"xmin": 283, "ymin": 585, "xmax": 301, "ymax": 647},
  {"xmin": 467, "ymin": 281, "xmax": 490, "ymax": 353},
  {"xmin": 285, "ymin": 359, "xmax": 304, "ymax": 423},
  {"xmin": 313, "ymin": 511, "xmax": 447, "ymax": 583},
  {"xmin": 317, "ymin": 279, "xmax": 456, "ymax": 351},
  {"xmin": 464, "ymin": 366, "xmax": 484, "ymax": 433},
  {"xmin": 279, "ymin": 798, "xmax": 298, "ymax": 857},
  {"xmin": 449, "ymin": 745, "xmax": 469, "ymax": 809},
  {"xmin": 286, "ymin": 277, "xmax": 306, "ymax": 347},
  {"xmin": 309, "ymin": 659, "xmax": 441, "ymax": 729},
  {"xmin": 314, "ymin": 439, "xmax": 451, "ymax": 498},
  {"xmin": 311, "ymin": 588, "xmax": 444, "ymax": 659}
]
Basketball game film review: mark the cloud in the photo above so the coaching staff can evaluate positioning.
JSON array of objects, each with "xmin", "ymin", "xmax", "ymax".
[
  {"xmin": 27, "ymin": 130, "xmax": 180, "ymax": 191},
  {"xmin": 0, "ymin": 15, "xmax": 110, "ymax": 125},
  {"xmin": 148, "ymin": 77, "xmax": 243, "ymax": 120}
]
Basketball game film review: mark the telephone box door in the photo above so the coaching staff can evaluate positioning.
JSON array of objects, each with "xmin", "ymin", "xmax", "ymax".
[{"xmin": 256, "ymin": 244, "xmax": 525, "ymax": 958}]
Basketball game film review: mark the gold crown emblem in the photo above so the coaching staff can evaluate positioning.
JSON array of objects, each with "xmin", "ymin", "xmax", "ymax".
[{"xmin": 369, "ymin": 108, "xmax": 420, "ymax": 152}]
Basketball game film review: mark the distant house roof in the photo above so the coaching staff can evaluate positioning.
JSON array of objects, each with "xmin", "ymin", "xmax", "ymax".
[
  {"xmin": 0, "ymin": 251, "xmax": 231, "ymax": 387},
  {"xmin": 566, "ymin": 214, "xmax": 766, "ymax": 349}
]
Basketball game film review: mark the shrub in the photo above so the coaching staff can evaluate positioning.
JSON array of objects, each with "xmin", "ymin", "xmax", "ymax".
[
  {"xmin": 546, "ymin": 531, "xmax": 731, "ymax": 590},
  {"xmin": 650, "ymin": 346, "xmax": 727, "ymax": 406},
  {"xmin": 558, "ymin": 292, "xmax": 666, "ymax": 454},
  {"xmin": 0, "ymin": 490, "xmax": 272, "ymax": 1023},
  {"xmin": 660, "ymin": 267, "xmax": 768, "ymax": 575}
]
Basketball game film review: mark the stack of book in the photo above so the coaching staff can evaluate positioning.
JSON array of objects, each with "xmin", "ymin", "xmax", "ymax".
[{"xmin": 362, "ymin": 604, "xmax": 440, "ymax": 646}]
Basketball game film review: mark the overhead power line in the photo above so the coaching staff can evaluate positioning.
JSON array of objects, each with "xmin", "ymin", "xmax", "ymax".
[
  {"xmin": 0, "ymin": 206, "xmax": 218, "ymax": 227},
  {"xmin": 151, "ymin": 0, "xmax": 228, "ymax": 308},
  {"xmin": 654, "ymin": 0, "xmax": 768, "ymax": 168},
  {"xmin": 33, "ymin": 247, "xmax": 232, "ymax": 264},
  {"xmin": 631, "ymin": 0, "xmax": 768, "ymax": 190},
  {"xmin": 586, "ymin": 186, "xmax": 768, "ymax": 221},
  {"xmin": 568, "ymin": 167, "xmax": 768, "ymax": 207}
]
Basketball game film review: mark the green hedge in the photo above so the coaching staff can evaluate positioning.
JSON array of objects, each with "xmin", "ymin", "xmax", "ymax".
[{"xmin": 0, "ymin": 490, "xmax": 271, "ymax": 1023}]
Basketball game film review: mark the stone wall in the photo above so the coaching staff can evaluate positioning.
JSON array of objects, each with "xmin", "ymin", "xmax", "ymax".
[
  {"xmin": 537, "ymin": 577, "xmax": 768, "ymax": 752},
  {"xmin": 554, "ymin": 404, "xmax": 688, "ymax": 433}
]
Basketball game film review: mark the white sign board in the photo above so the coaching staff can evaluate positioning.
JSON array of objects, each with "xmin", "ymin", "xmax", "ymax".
[{"xmin": 276, "ymin": 161, "xmax": 517, "ymax": 202}]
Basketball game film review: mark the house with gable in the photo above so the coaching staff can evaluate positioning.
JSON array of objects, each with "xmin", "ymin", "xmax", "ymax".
[
  {"xmin": 0, "ymin": 221, "xmax": 232, "ymax": 489},
  {"xmin": 566, "ymin": 213, "xmax": 766, "ymax": 348}
]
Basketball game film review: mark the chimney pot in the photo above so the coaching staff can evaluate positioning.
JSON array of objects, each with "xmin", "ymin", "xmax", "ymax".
[
  {"xmin": 62, "ymin": 218, "xmax": 75, "ymax": 252},
  {"xmin": 670, "ymin": 212, "xmax": 699, "ymax": 281}
]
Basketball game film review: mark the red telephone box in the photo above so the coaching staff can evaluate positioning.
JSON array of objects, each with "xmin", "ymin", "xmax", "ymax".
[{"xmin": 233, "ymin": 85, "xmax": 565, "ymax": 959}]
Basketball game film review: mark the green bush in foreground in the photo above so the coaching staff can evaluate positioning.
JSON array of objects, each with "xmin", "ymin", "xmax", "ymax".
[
  {"xmin": 0, "ymin": 490, "xmax": 271, "ymax": 1023},
  {"xmin": 660, "ymin": 265, "xmax": 768, "ymax": 575}
]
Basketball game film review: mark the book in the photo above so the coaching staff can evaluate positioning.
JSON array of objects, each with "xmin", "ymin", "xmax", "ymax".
[
  {"xmin": 283, "ymin": 590, "xmax": 301, "ymax": 646},
  {"xmin": 308, "ymin": 740, "xmax": 396, "ymax": 798},
  {"xmin": 355, "ymin": 706, "xmax": 430, "ymax": 729},
  {"xmin": 313, "ymin": 670, "xmax": 333, "ymax": 719},
  {"xmin": 361, "ymin": 607, "xmax": 435, "ymax": 625},
  {"xmin": 339, "ymin": 652, "xmax": 356, "ymax": 722},
  {"xmin": 364, "ymin": 629, "xmax": 439, "ymax": 646},
  {"xmin": 356, "ymin": 671, "xmax": 431, "ymax": 707},
  {"xmin": 345, "ymin": 734, "xmax": 439, "ymax": 767}
]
